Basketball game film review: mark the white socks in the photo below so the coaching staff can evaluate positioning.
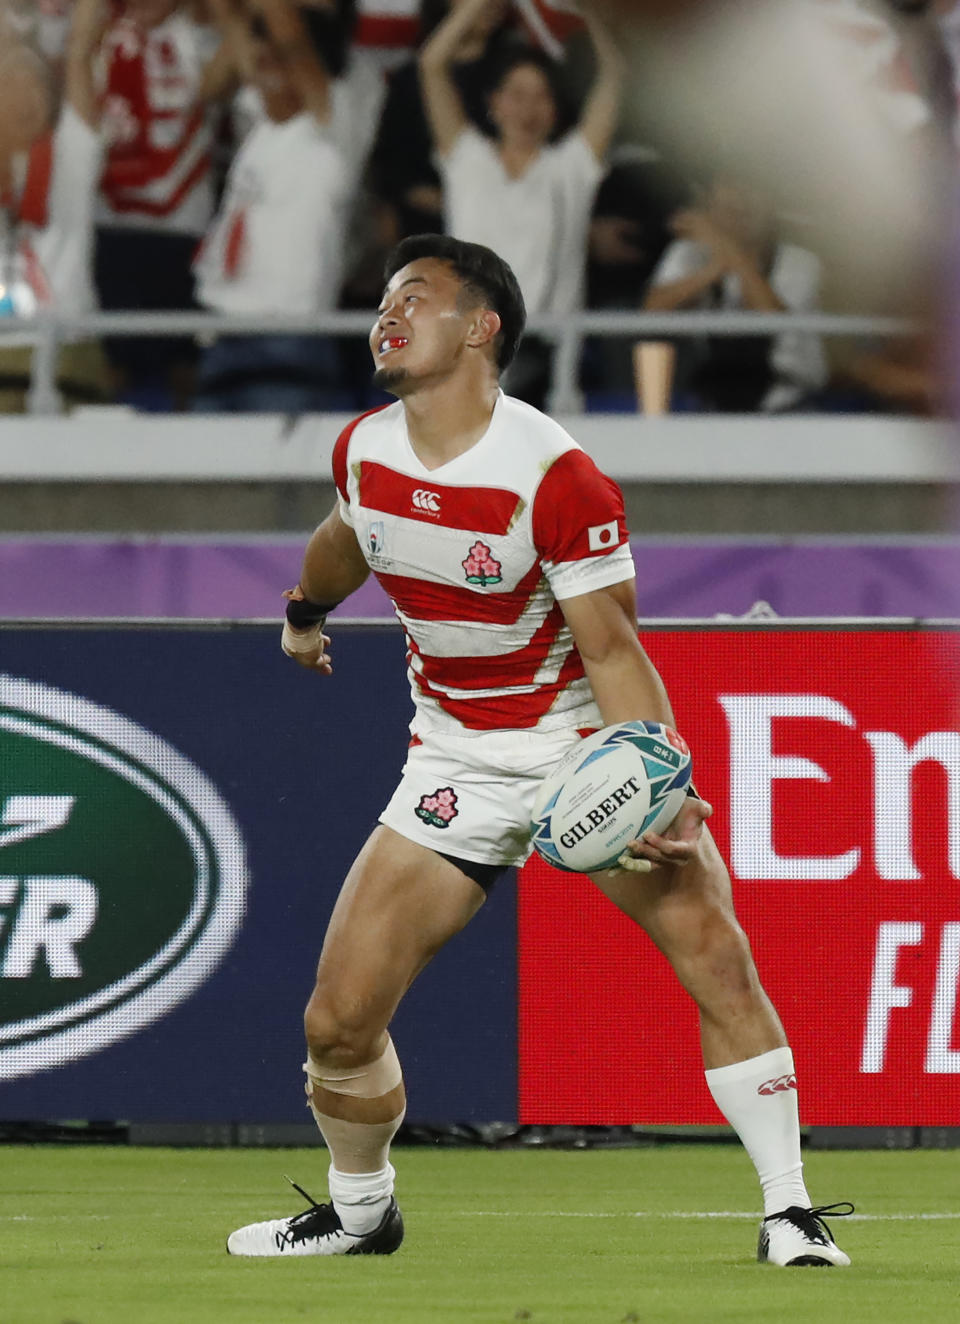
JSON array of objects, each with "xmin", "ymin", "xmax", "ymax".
[
  {"xmin": 328, "ymin": 1162, "xmax": 395, "ymax": 1236},
  {"xmin": 705, "ymin": 1046, "xmax": 811, "ymax": 1216}
]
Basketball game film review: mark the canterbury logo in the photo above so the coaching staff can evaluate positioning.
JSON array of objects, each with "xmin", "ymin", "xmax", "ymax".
[
  {"xmin": 412, "ymin": 489, "xmax": 441, "ymax": 514},
  {"xmin": 757, "ymin": 1074, "xmax": 797, "ymax": 1096}
]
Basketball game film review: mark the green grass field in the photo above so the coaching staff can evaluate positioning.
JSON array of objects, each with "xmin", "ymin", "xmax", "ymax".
[{"xmin": 1, "ymin": 1144, "xmax": 958, "ymax": 1323}]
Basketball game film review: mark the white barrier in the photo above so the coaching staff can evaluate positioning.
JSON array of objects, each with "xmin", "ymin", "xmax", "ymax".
[{"xmin": 0, "ymin": 411, "xmax": 954, "ymax": 484}]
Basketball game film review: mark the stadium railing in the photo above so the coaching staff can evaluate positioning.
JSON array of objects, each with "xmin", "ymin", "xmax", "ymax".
[{"xmin": 0, "ymin": 308, "xmax": 918, "ymax": 415}]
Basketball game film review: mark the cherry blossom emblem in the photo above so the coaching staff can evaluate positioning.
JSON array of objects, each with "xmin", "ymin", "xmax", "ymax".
[
  {"xmin": 462, "ymin": 540, "xmax": 502, "ymax": 587},
  {"xmin": 415, "ymin": 787, "xmax": 459, "ymax": 829}
]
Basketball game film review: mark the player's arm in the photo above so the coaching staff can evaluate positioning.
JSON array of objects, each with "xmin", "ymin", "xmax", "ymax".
[
  {"xmin": 560, "ymin": 580, "xmax": 712, "ymax": 869},
  {"xmin": 418, "ymin": 0, "xmax": 487, "ymax": 156},
  {"xmin": 561, "ymin": 579, "xmax": 673, "ymax": 726},
  {"xmin": 281, "ymin": 501, "xmax": 370, "ymax": 674},
  {"xmin": 577, "ymin": 6, "xmax": 625, "ymax": 163}
]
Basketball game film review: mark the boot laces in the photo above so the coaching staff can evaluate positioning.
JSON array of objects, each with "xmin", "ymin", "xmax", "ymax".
[
  {"xmin": 765, "ymin": 1201, "xmax": 855, "ymax": 1245},
  {"xmin": 274, "ymin": 1178, "xmax": 343, "ymax": 1250}
]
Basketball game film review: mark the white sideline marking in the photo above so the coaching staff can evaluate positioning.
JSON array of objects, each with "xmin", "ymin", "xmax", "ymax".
[
  {"xmin": 443, "ymin": 1210, "xmax": 960, "ymax": 1222},
  {"xmin": 2, "ymin": 1213, "xmax": 111, "ymax": 1222},
  {"xmin": 2, "ymin": 1210, "xmax": 958, "ymax": 1224}
]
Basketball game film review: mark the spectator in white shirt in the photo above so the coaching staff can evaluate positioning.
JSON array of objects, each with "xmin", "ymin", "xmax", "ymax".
[
  {"xmin": 419, "ymin": 0, "xmax": 622, "ymax": 406},
  {"xmin": 643, "ymin": 176, "xmax": 827, "ymax": 413},
  {"xmin": 192, "ymin": 0, "xmax": 351, "ymax": 411}
]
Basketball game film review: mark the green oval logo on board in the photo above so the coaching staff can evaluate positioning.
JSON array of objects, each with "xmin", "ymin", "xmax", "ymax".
[{"xmin": 0, "ymin": 675, "xmax": 248, "ymax": 1080}]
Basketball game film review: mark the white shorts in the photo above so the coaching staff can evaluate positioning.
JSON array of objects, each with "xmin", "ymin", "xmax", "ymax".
[{"xmin": 378, "ymin": 726, "xmax": 583, "ymax": 868}]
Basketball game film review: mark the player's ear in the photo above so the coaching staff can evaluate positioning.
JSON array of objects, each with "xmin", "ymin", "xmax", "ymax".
[{"xmin": 467, "ymin": 309, "xmax": 502, "ymax": 353}]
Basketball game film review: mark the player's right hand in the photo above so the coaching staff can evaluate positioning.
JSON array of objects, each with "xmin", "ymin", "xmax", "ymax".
[{"xmin": 280, "ymin": 621, "xmax": 333, "ymax": 675}]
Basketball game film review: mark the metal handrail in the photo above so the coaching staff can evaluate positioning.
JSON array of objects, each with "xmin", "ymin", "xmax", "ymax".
[{"xmin": 0, "ymin": 307, "xmax": 919, "ymax": 416}]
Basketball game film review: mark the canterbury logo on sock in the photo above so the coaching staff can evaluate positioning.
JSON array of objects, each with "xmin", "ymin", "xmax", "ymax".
[{"xmin": 757, "ymin": 1073, "xmax": 797, "ymax": 1095}]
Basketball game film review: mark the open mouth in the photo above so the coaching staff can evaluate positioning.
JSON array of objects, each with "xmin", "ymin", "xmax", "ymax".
[{"xmin": 378, "ymin": 337, "xmax": 409, "ymax": 357}]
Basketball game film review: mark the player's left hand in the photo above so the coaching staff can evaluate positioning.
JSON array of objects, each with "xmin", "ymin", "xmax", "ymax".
[{"xmin": 621, "ymin": 795, "xmax": 713, "ymax": 871}]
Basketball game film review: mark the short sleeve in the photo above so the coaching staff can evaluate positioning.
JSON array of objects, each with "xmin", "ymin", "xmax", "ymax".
[
  {"xmin": 331, "ymin": 406, "xmax": 393, "ymax": 526},
  {"xmin": 532, "ymin": 448, "xmax": 634, "ymax": 601},
  {"xmin": 331, "ymin": 421, "xmax": 354, "ymax": 526},
  {"xmin": 648, "ymin": 239, "xmax": 708, "ymax": 290},
  {"xmin": 770, "ymin": 244, "xmax": 822, "ymax": 313}
]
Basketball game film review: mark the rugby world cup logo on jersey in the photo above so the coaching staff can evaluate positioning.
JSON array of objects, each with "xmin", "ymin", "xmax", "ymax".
[{"xmin": 0, "ymin": 675, "xmax": 247, "ymax": 1081}]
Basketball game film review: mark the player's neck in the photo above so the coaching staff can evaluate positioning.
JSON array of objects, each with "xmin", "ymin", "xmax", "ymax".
[{"xmin": 401, "ymin": 377, "xmax": 500, "ymax": 471}]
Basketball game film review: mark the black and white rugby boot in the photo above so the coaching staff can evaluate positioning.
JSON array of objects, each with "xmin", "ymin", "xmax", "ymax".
[
  {"xmin": 227, "ymin": 1180, "xmax": 404, "ymax": 1257},
  {"xmin": 757, "ymin": 1202, "xmax": 853, "ymax": 1267}
]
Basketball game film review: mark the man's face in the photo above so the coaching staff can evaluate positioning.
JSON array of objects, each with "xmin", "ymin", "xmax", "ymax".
[{"xmin": 369, "ymin": 258, "xmax": 482, "ymax": 395}]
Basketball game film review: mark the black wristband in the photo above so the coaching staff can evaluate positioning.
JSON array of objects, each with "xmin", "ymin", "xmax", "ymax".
[{"xmin": 284, "ymin": 594, "xmax": 341, "ymax": 630}]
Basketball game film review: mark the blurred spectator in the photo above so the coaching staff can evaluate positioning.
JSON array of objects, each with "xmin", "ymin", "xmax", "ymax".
[
  {"xmin": 808, "ymin": 1, "xmax": 949, "ymax": 410},
  {"xmin": 420, "ymin": 0, "xmax": 622, "ymax": 406},
  {"xmin": 643, "ymin": 176, "xmax": 827, "ymax": 413},
  {"xmin": 191, "ymin": 0, "xmax": 351, "ymax": 411},
  {"xmin": 583, "ymin": 146, "xmax": 690, "ymax": 408},
  {"xmin": 94, "ymin": 0, "xmax": 233, "ymax": 407},
  {"xmin": 0, "ymin": 0, "xmax": 110, "ymax": 410},
  {"xmin": 828, "ymin": 335, "xmax": 943, "ymax": 412},
  {"xmin": 370, "ymin": 0, "xmax": 512, "ymax": 241}
]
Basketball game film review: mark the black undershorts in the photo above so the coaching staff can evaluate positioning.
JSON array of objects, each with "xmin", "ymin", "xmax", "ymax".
[{"xmin": 436, "ymin": 851, "xmax": 509, "ymax": 894}]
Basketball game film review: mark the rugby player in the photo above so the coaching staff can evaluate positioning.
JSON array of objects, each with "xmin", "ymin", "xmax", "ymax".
[{"xmin": 226, "ymin": 235, "xmax": 852, "ymax": 1267}]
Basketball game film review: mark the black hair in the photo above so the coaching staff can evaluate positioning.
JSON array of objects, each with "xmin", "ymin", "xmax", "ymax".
[
  {"xmin": 249, "ymin": 1, "xmax": 357, "ymax": 77},
  {"xmin": 419, "ymin": 0, "xmax": 451, "ymax": 42},
  {"xmin": 383, "ymin": 235, "xmax": 526, "ymax": 374},
  {"xmin": 300, "ymin": 0, "xmax": 357, "ymax": 78}
]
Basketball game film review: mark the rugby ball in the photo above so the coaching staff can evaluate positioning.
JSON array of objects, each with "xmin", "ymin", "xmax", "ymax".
[{"xmin": 530, "ymin": 721, "xmax": 692, "ymax": 874}]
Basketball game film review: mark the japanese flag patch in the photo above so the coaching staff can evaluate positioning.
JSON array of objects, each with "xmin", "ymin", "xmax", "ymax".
[{"xmin": 587, "ymin": 521, "xmax": 619, "ymax": 552}]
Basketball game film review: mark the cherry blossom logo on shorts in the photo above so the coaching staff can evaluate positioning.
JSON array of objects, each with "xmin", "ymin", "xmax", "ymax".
[
  {"xmin": 415, "ymin": 787, "xmax": 459, "ymax": 829},
  {"xmin": 462, "ymin": 541, "xmax": 502, "ymax": 587}
]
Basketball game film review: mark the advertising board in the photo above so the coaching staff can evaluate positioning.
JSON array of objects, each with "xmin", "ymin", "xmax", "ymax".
[
  {"xmin": 0, "ymin": 625, "xmax": 516, "ymax": 1123},
  {"xmin": 1, "ymin": 623, "xmax": 956, "ymax": 1127},
  {"xmin": 518, "ymin": 629, "xmax": 960, "ymax": 1126}
]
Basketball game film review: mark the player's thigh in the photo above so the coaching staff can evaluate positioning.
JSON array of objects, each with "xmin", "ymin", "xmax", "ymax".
[
  {"xmin": 308, "ymin": 824, "xmax": 486, "ymax": 1040},
  {"xmin": 589, "ymin": 825, "xmax": 745, "ymax": 969}
]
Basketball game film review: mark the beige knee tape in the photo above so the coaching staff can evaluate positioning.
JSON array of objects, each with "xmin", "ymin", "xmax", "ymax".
[{"xmin": 303, "ymin": 1036, "xmax": 403, "ymax": 1100}]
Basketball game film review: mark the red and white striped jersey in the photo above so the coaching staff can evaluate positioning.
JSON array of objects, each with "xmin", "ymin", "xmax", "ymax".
[
  {"xmin": 333, "ymin": 392, "xmax": 635, "ymax": 735},
  {"xmin": 98, "ymin": 11, "xmax": 217, "ymax": 234}
]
